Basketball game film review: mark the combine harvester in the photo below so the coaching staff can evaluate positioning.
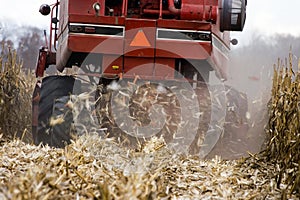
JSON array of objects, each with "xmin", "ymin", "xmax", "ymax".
[{"xmin": 33, "ymin": 0, "xmax": 248, "ymax": 158}]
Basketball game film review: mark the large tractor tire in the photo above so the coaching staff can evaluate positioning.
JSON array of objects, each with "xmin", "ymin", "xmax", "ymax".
[{"xmin": 36, "ymin": 75, "xmax": 78, "ymax": 148}]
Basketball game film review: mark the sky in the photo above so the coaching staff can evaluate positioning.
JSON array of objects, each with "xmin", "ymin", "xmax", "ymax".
[
  {"xmin": 1, "ymin": 0, "xmax": 300, "ymax": 45},
  {"xmin": 231, "ymin": 0, "xmax": 300, "ymax": 46}
]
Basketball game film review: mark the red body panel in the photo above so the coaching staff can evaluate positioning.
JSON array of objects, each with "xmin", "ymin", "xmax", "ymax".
[
  {"xmin": 54, "ymin": 0, "xmax": 231, "ymax": 80},
  {"xmin": 180, "ymin": 0, "xmax": 218, "ymax": 21}
]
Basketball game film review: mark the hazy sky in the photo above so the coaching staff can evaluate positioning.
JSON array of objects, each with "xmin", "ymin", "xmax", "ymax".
[
  {"xmin": 232, "ymin": 0, "xmax": 300, "ymax": 45},
  {"xmin": 1, "ymin": 0, "xmax": 300, "ymax": 46}
]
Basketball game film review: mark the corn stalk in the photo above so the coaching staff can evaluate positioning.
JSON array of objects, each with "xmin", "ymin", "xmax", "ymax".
[
  {"xmin": 265, "ymin": 51, "xmax": 300, "ymax": 195},
  {"xmin": 0, "ymin": 43, "xmax": 35, "ymax": 141}
]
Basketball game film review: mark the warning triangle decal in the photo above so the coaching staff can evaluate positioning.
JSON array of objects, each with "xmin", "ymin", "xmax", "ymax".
[{"xmin": 130, "ymin": 30, "xmax": 151, "ymax": 47}]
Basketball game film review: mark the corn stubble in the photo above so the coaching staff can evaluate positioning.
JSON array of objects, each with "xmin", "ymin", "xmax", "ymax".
[
  {"xmin": 0, "ymin": 46, "xmax": 299, "ymax": 199},
  {"xmin": 0, "ymin": 134, "xmax": 298, "ymax": 199}
]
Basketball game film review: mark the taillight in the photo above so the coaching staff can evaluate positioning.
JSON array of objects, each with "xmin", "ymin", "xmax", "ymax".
[
  {"xmin": 69, "ymin": 25, "xmax": 83, "ymax": 33},
  {"xmin": 84, "ymin": 27, "xmax": 96, "ymax": 33},
  {"xmin": 69, "ymin": 23, "xmax": 124, "ymax": 37}
]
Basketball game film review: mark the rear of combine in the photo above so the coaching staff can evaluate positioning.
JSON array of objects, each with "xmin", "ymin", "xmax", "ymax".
[{"xmin": 33, "ymin": 0, "xmax": 248, "ymax": 157}]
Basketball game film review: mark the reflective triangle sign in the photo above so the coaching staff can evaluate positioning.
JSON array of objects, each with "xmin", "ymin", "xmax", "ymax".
[{"xmin": 130, "ymin": 30, "xmax": 151, "ymax": 47}]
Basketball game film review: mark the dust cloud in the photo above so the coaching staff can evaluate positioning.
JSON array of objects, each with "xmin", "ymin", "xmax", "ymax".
[{"xmin": 220, "ymin": 33, "xmax": 300, "ymax": 158}]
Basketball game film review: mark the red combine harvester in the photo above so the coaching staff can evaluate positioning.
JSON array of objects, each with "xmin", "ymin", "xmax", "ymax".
[{"xmin": 33, "ymin": 0, "xmax": 248, "ymax": 157}]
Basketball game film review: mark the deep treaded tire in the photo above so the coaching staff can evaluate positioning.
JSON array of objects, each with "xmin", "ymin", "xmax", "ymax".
[{"xmin": 37, "ymin": 75, "xmax": 76, "ymax": 147}]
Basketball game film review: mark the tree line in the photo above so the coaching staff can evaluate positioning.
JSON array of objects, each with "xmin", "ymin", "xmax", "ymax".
[
  {"xmin": 228, "ymin": 33, "xmax": 300, "ymax": 99},
  {"xmin": 0, "ymin": 26, "xmax": 45, "ymax": 71}
]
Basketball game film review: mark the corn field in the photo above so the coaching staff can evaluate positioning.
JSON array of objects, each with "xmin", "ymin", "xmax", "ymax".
[{"xmin": 0, "ymin": 46, "xmax": 299, "ymax": 199}]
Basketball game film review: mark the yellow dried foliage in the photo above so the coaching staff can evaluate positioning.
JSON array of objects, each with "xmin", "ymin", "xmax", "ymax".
[
  {"xmin": 265, "ymin": 51, "xmax": 300, "ymax": 195},
  {"xmin": 0, "ymin": 134, "xmax": 298, "ymax": 199},
  {"xmin": 0, "ymin": 44, "xmax": 35, "ymax": 141}
]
